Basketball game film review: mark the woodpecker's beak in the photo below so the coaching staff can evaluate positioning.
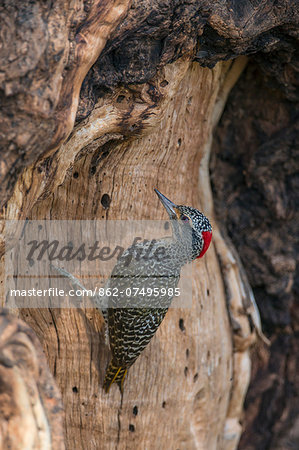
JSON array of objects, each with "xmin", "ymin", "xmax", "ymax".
[{"xmin": 154, "ymin": 189, "xmax": 177, "ymax": 220}]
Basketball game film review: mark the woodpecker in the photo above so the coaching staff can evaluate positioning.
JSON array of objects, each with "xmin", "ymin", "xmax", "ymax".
[
  {"xmin": 52, "ymin": 190, "xmax": 212, "ymax": 392},
  {"xmin": 102, "ymin": 189, "xmax": 212, "ymax": 392}
]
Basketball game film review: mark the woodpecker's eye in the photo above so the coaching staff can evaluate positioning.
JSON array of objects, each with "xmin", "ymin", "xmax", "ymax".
[{"xmin": 180, "ymin": 215, "xmax": 189, "ymax": 222}]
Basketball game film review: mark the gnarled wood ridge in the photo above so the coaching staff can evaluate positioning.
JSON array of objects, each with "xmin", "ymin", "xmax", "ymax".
[{"xmin": 0, "ymin": 1, "xmax": 297, "ymax": 449}]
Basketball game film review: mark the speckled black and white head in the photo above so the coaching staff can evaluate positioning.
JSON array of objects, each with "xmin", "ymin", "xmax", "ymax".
[{"xmin": 155, "ymin": 189, "xmax": 212, "ymax": 260}]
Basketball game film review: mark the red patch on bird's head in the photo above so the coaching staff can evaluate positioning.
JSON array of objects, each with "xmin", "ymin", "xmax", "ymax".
[{"xmin": 197, "ymin": 230, "xmax": 212, "ymax": 258}]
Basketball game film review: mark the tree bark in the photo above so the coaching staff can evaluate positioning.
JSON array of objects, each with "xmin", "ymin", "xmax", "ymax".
[
  {"xmin": 0, "ymin": 1, "xmax": 297, "ymax": 449},
  {"xmin": 211, "ymin": 60, "xmax": 299, "ymax": 450},
  {"xmin": 0, "ymin": 310, "xmax": 64, "ymax": 450}
]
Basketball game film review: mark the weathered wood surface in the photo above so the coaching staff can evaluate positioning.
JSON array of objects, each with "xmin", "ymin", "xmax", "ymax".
[
  {"xmin": 0, "ymin": 309, "xmax": 64, "ymax": 450},
  {"xmin": 0, "ymin": 1, "xmax": 298, "ymax": 449},
  {"xmin": 24, "ymin": 60, "xmax": 251, "ymax": 450}
]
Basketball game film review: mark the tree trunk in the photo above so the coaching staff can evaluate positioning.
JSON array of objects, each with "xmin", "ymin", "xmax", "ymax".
[
  {"xmin": 0, "ymin": 310, "xmax": 64, "ymax": 449},
  {"xmin": 0, "ymin": 1, "xmax": 297, "ymax": 449},
  {"xmin": 18, "ymin": 58, "xmax": 253, "ymax": 450}
]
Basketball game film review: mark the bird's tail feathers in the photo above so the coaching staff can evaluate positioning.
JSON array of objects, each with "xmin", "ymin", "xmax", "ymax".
[{"xmin": 103, "ymin": 362, "xmax": 128, "ymax": 393}]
